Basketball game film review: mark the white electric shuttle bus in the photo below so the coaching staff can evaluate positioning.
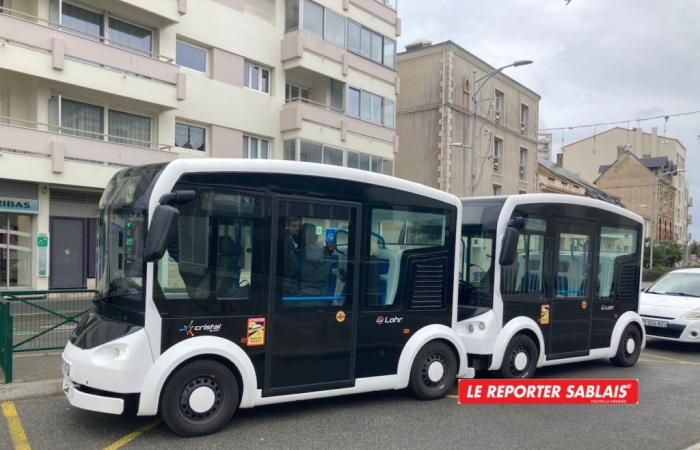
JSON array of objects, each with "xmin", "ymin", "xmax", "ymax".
[
  {"xmin": 62, "ymin": 161, "xmax": 645, "ymax": 436},
  {"xmin": 458, "ymin": 194, "xmax": 646, "ymax": 378},
  {"xmin": 63, "ymin": 159, "xmax": 475, "ymax": 436}
]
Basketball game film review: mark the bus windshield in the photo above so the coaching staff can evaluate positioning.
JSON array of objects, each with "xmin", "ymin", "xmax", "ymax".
[{"xmin": 96, "ymin": 165, "xmax": 164, "ymax": 313}]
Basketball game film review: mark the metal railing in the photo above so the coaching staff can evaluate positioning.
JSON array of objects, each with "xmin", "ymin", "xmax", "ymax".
[
  {"xmin": 0, "ymin": 290, "xmax": 97, "ymax": 383},
  {"xmin": 0, "ymin": 115, "xmax": 174, "ymax": 152},
  {"xmin": 0, "ymin": 6, "xmax": 174, "ymax": 63}
]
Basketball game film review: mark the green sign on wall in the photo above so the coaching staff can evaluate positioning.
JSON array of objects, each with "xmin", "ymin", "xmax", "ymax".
[
  {"xmin": 37, "ymin": 233, "xmax": 49, "ymax": 277},
  {"xmin": 37, "ymin": 236, "xmax": 49, "ymax": 247}
]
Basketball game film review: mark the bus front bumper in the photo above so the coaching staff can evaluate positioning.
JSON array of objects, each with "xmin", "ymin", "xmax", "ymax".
[{"xmin": 63, "ymin": 376, "xmax": 124, "ymax": 415}]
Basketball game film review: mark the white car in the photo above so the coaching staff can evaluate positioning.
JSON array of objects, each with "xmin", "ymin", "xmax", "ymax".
[{"xmin": 640, "ymin": 268, "xmax": 700, "ymax": 343}]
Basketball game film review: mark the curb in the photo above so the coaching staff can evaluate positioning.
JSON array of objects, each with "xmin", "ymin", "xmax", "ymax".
[{"xmin": 0, "ymin": 379, "xmax": 63, "ymax": 401}]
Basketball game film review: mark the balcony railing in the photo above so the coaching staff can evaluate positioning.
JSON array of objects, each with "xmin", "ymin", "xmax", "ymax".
[
  {"xmin": 0, "ymin": 6, "xmax": 173, "ymax": 62},
  {"xmin": 0, "ymin": 115, "xmax": 178, "ymax": 168},
  {"xmin": 281, "ymin": 98, "xmax": 395, "ymax": 144}
]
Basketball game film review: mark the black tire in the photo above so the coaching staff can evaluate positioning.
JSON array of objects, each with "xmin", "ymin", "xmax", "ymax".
[
  {"xmin": 499, "ymin": 334, "xmax": 538, "ymax": 379},
  {"xmin": 409, "ymin": 341, "xmax": 458, "ymax": 400},
  {"xmin": 160, "ymin": 359, "xmax": 239, "ymax": 437},
  {"xmin": 610, "ymin": 325, "xmax": 642, "ymax": 367}
]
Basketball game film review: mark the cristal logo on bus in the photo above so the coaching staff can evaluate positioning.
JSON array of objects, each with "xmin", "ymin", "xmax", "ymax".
[
  {"xmin": 179, "ymin": 320, "xmax": 222, "ymax": 337},
  {"xmin": 376, "ymin": 315, "xmax": 403, "ymax": 325}
]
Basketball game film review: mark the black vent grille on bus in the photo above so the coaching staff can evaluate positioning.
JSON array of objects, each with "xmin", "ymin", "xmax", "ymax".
[
  {"xmin": 408, "ymin": 255, "xmax": 448, "ymax": 310},
  {"xmin": 616, "ymin": 263, "xmax": 640, "ymax": 302}
]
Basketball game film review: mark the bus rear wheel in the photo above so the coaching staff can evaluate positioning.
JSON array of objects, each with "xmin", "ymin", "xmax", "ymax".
[
  {"xmin": 499, "ymin": 334, "xmax": 538, "ymax": 379},
  {"xmin": 409, "ymin": 341, "xmax": 458, "ymax": 400},
  {"xmin": 161, "ymin": 359, "xmax": 239, "ymax": 437},
  {"xmin": 610, "ymin": 325, "xmax": 642, "ymax": 367}
]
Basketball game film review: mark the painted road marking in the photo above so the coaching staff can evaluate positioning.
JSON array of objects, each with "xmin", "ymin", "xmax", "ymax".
[
  {"xmin": 642, "ymin": 353, "xmax": 700, "ymax": 366},
  {"xmin": 101, "ymin": 420, "xmax": 161, "ymax": 450},
  {"xmin": 1, "ymin": 401, "xmax": 31, "ymax": 450}
]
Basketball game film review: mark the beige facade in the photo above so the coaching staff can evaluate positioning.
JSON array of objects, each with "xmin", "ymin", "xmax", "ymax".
[
  {"xmin": 538, "ymin": 162, "xmax": 587, "ymax": 196},
  {"xmin": 562, "ymin": 126, "xmax": 691, "ymax": 244},
  {"xmin": 395, "ymin": 41, "xmax": 540, "ymax": 197},
  {"xmin": 0, "ymin": 0, "xmax": 399, "ymax": 289},
  {"xmin": 595, "ymin": 151, "xmax": 675, "ymax": 241}
]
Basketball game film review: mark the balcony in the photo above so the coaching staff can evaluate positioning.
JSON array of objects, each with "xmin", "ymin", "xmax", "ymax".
[
  {"xmin": 0, "ymin": 8, "xmax": 183, "ymax": 109},
  {"xmin": 0, "ymin": 117, "xmax": 178, "ymax": 172},
  {"xmin": 110, "ymin": 0, "xmax": 182, "ymax": 24},
  {"xmin": 281, "ymin": 99, "xmax": 395, "ymax": 146},
  {"xmin": 689, "ymin": 197, "xmax": 694, "ymax": 207},
  {"xmin": 281, "ymin": 30, "xmax": 397, "ymax": 92},
  {"xmin": 688, "ymin": 215, "xmax": 693, "ymax": 225}
]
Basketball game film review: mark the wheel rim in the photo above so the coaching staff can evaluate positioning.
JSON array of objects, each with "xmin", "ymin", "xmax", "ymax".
[
  {"xmin": 509, "ymin": 345, "xmax": 530, "ymax": 376},
  {"xmin": 625, "ymin": 336, "xmax": 636, "ymax": 355},
  {"xmin": 421, "ymin": 353, "xmax": 447, "ymax": 387},
  {"xmin": 179, "ymin": 376, "xmax": 222, "ymax": 421}
]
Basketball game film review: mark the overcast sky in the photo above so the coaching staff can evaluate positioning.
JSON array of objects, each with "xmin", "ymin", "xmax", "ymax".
[{"xmin": 397, "ymin": 0, "xmax": 700, "ymax": 240}]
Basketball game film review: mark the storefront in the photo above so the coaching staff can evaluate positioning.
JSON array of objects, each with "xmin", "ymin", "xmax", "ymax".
[{"xmin": 0, "ymin": 180, "xmax": 38, "ymax": 290}]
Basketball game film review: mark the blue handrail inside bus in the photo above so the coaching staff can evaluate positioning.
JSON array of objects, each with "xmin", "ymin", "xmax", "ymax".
[{"xmin": 282, "ymin": 296, "xmax": 345, "ymax": 302}]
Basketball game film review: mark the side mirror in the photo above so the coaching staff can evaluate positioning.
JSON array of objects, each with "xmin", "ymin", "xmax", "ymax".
[
  {"xmin": 499, "ymin": 227, "xmax": 520, "ymax": 266},
  {"xmin": 144, "ymin": 204, "xmax": 179, "ymax": 262}
]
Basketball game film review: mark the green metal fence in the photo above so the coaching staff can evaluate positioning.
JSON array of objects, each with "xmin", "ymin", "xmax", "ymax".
[
  {"xmin": 0, "ymin": 290, "xmax": 96, "ymax": 383},
  {"xmin": 0, "ymin": 298, "xmax": 12, "ymax": 383}
]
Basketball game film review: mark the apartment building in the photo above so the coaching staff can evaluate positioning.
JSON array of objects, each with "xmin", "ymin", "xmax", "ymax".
[
  {"xmin": 537, "ymin": 158, "xmax": 619, "ymax": 204},
  {"xmin": 537, "ymin": 132, "xmax": 552, "ymax": 161},
  {"xmin": 562, "ymin": 126, "xmax": 691, "ymax": 245},
  {"xmin": 0, "ymin": 0, "xmax": 400, "ymax": 290},
  {"xmin": 395, "ymin": 40, "xmax": 540, "ymax": 197}
]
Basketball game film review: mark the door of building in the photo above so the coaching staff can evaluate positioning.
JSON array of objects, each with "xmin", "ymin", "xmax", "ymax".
[{"xmin": 50, "ymin": 218, "xmax": 86, "ymax": 289}]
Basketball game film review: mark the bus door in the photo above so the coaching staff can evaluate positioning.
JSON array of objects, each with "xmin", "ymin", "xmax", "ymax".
[
  {"xmin": 265, "ymin": 196, "xmax": 359, "ymax": 395},
  {"xmin": 548, "ymin": 221, "xmax": 596, "ymax": 358}
]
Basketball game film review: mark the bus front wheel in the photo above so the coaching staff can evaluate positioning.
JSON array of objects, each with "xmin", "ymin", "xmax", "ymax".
[
  {"xmin": 409, "ymin": 341, "xmax": 458, "ymax": 400},
  {"xmin": 160, "ymin": 359, "xmax": 239, "ymax": 437},
  {"xmin": 499, "ymin": 334, "xmax": 538, "ymax": 379},
  {"xmin": 610, "ymin": 325, "xmax": 642, "ymax": 367}
]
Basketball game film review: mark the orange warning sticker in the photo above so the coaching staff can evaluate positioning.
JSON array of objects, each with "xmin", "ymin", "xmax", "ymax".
[
  {"xmin": 246, "ymin": 318, "xmax": 266, "ymax": 346},
  {"xmin": 540, "ymin": 305, "xmax": 550, "ymax": 325}
]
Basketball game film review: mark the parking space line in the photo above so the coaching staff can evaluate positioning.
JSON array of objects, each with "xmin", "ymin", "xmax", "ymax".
[
  {"xmin": 1, "ymin": 401, "xmax": 31, "ymax": 450},
  {"xmin": 101, "ymin": 419, "xmax": 160, "ymax": 450},
  {"xmin": 641, "ymin": 353, "xmax": 700, "ymax": 366}
]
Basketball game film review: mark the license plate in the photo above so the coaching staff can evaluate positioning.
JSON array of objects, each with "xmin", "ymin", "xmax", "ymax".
[
  {"xmin": 62, "ymin": 360, "xmax": 70, "ymax": 378},
  {"xmin": 643, "ymin": 318, "xmax": 668, "ymax": 328}
]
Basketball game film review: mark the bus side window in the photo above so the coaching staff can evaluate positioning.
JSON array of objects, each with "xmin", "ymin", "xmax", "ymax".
[
  {"xmin": 597, "ymin": 226, "xmax": 638, "ymax": 301},
  {"xmin": 364, "ymin": 208, "xmax": 448, "ymax": 309},
  {"xmin": 501, "ymin": 218, "xmax": 546, "ymax": 296}
]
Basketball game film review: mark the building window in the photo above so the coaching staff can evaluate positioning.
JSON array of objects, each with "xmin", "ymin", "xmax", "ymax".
[
  {"xmin": 519, "ymin": 147, "xmax": 527, "ymax": 180},
  {"xmin": 285, "ymin": 83, "xmax": 310, "ymax": 103},
  {"xmin": 0, "ymin": 213, "xmax": 33, "ymax": 289},
  {"xmin": 494, "ymin": 89, "xmax": 504, "ymax": 125},
  {"xmin": 285, "ymin": 0, "xmax": 300, "ymax": 31},
  {"xmin": 176, "ymin": 40, "xmax": 207, "ymax": 73},
  {"xmin": 347, "ymin": 87, "xmax": 361, "ymax": 118},
  {"xmin": 302, "ymin": 0, "xmax": 323, "ymax": 36},
  {"xmin": 493, "ymin": 137, "xmax": 503, "ymax": 173},
  {"xmin": 60, "ymin": 3, "xmax": 103, "ymax": 38},
  {"xmin": 243, "ymin": 136, "xmax": 269, "ymax": 159},
  {"xmin": 108, "ymin": 16, "xmax": 153, "ymax": 55},
  {"xmin": 370, "ymin": 94, "xmax": 382, "ymax": 124},
  {"xmin": 244, "ymin": 62, "xmax": 271, "ymax": 94},
  {"xmin": 324, "ymin": 9, "xmax": 346, "ymax": 47},
  {"xmin": 383, "ymin": 38, "xmax": 396, "ymax": 69},
  {"xmin": 300, "ymin": 140, "xmax": 323, "ymax": 163},
  {"xmin": 347, "ymin": 20, "xmax": 361, "ymax": 54},
  {"xmin": 370, "ymin": 31, "xmax": 383, "ymax": 64},
  {"xmin": 383, "ymin": 99, "xmax": 395, "ymax": 129},
  {"xmin": 323, "ymin": 145, "xmax": 343, "ymax": 166},
  {"xmin": 493, "ymin": 184, "xmax": 502, "ymax": 196},
  {"xmin": 175, "ymin": 122, "xmax": 206, "ymax": 151},
  {"xmin": 283, "ymin": 139, "xmax": 297, "ymax": 160},
  {"xmin": 377, "ymin": 0, "xmax": 397, "ymax": 10},
  {"xmin": 518, "ymin": 189, "xmax": 527, "ymax": 194},
  {"xmin": 108, "ymin": 110, "xmax": 152, "ymax": 148},
  {"xmin": 288, "ymin": 139, "xmax": 392, "ymax": 173},
  {"xmin": 520, "ymin": 104, "xmax": 529, "ymax": 135},
  {"xmin": 330, "ymin": 79, "xmax": 344, "ymax": 112},
  {"xmin": 60, "ymin": 98, "xmax": 104, "ymax": 140}
]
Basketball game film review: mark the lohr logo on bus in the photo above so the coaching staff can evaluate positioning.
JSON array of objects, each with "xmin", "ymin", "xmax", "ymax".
[
  {"xmin": 179, "ymin": 320, "xmax": 222, "ymax": 337},
  {"xmin": 376, "ymin": 315, "xmax": 403, "ymax": 325}
]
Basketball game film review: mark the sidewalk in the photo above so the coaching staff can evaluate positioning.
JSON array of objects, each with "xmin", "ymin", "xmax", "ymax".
[{"xmin": 0, "ymin": 352, "xmax": 63, "ymax": 401}]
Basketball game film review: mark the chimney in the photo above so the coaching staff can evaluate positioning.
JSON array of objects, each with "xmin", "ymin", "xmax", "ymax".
[
  {"xmin": 634, "ymin": 127, "xmax": 643, "ymax": 156},
  {"xmin": 617, "ymin": 145, "xmax": 626, "ymax": 158},
  {"xmin": 556, "ymin": 153, "xmax": 563, "ymax": 167},
  {"xmin": 651, "ymin": 126, "xmax": 658, "ymax": 157}
]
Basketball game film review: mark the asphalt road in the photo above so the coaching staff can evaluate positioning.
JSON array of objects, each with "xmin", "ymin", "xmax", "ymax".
[{"xmin": 3, "ymin": 339, "xmax": 700, "ymax": 450}]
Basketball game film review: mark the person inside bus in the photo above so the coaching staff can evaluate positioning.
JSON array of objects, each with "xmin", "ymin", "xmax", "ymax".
[
  {"xmin": 283, "ymin": 216, "xmax": 302, "ymax": 280},
  {"xmin": 215, "ymin": 235, "xmax": 243, "ymax": 299},
  {"xmin": 297, "ymin": 223, "xmax": 334, "ymax": 299}
]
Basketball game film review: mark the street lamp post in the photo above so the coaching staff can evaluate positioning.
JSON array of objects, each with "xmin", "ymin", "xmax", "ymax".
[
  {"xmin": 467, "ymin": 60, "xmax": 532, "ymax": 196},
  {"xmin": 650, "ymin": 169, "xmax": 685, "ymax": 268}
]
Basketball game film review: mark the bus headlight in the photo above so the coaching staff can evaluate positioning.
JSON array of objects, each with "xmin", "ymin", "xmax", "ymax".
[
  {"xmin": 466, "ymin": 322, "xmax": 486, "ymax": 333},
  {"xmin": 468, "ymin": 324, "xmax": 475, "ymax": 333},
  {"xmin": 93, "ymin": 344, "xmax": 130, "ymax": 365},
  {"xmin": 680, "ymin": 308, "xmax": 700, "ymax": 320},
  {"xmin": 478, "ymin": 322, "xmax": 486, "ymax": 331}
]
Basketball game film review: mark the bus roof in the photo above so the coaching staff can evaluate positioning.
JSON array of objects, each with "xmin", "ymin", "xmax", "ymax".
[
  {"xmin": 462, "ymin": 193, "xmax": 644, "ymax": 225},
  {"xmin": 154, "ymin": 159, "xmax": 461, "ymax": 208}
]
